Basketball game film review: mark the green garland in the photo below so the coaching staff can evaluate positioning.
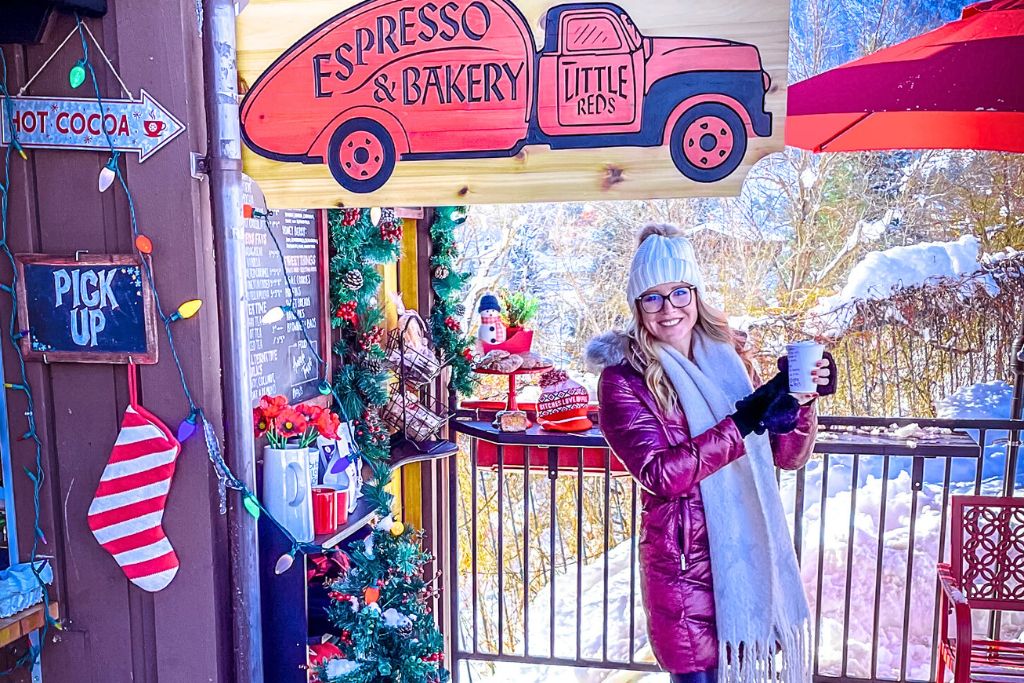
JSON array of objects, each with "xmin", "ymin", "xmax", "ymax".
[
  {"xmin": 329, "ymin": 207, "xmax": 401, "ymax": 512},
  {"xmin": 325, "ymin": 208, "xmax": 449, "ymax": 683},
  {"xmin": 428, "ymin": 207, "xmax": 476, "ymax": 397}
]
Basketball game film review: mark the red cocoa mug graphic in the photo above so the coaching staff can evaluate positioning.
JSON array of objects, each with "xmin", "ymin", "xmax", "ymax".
[{"xmin": 143, "ymin": 120, "xmax": 166, "ymax": 137}]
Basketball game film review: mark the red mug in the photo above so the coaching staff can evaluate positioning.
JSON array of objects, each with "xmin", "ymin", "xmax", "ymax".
[
  {"xmin": 335, "ymin": 490, "xmax": 349, "ymax": 527},
  {"xmin": 311, "ymin": 487, "xmax": 338, "ymax": 535}
]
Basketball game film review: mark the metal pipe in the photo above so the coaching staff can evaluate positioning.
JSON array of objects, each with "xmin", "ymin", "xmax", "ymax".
[
  {"xmin": 1006, "ymin": 322, "xmax": 1024, "ymax": 495},
  {"xmin": 203, "ymin": 1, "xmax": 264, "ymax": 681}
]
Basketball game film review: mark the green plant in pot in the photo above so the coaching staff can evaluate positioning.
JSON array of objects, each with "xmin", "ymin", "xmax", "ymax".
[{"xmin": 499, "ymin": 289, "xmax": 540, "ymax": 338}]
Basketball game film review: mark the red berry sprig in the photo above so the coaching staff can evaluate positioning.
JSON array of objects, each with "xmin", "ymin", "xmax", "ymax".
[
  {"xmin": 444, "ymin": 316, "xmax": 460, "ymax": 331},
  {"xmin": 380, "ymin": 221, "xmax": 403, "ymax": 243},
  {"xmin": 335, "ymin": 301, "xmax": 358, "ymax": 325},
  {"xmin": 341, "ymin": 208, "xmax": 360, "ymax": 226},
  {"xmin": 359, "ymin": 326, "xmax": 384, "ymax": 350}
]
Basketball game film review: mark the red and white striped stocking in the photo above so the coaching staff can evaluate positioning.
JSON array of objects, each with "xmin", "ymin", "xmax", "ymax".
[{"xmin": 87, "ymin": 365, "xmax": 182, "ymax": 592}]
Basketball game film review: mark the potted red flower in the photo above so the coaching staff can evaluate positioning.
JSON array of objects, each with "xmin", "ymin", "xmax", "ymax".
[{"xmin": 253, "ymin": 395, "xmax": 343, "ymax": 543}]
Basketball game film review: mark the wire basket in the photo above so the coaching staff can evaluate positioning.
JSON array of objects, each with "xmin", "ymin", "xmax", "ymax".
[
  {"xmin": 381, "ymin": 386, "xmax": 447, "ymax": 442},
  {"xmin": 386, "ymin": 314, "xmax": 441, "ymax": 388}
]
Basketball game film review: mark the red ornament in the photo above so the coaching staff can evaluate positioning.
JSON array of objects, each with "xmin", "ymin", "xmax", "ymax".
[
  {"xmin": 335, "ymin": 301, "xmax": 358, "ymax": 324},
  {"xmin": 462, "ymin": 348, "xmax": 474, "ymax": 362}
]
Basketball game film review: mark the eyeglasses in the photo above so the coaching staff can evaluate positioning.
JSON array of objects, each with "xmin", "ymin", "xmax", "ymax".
[{"xmin": 636, "ymin": 286, "xmax": 695, "ymax": 314}]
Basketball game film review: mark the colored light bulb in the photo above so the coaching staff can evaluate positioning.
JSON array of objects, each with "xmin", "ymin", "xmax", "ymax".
[
  {"xmin": 135, "ymin": 235, "xmax": 153, "ymax": 254},
  {"xmin": 176, "ymin": 411, "xmax": 199, "ymax": 443},
  {"xmin": 318, "ymin": 380, "xmax": 332, "ymax": 396},
  {"xmin": 98, "ymin": 157, "xmax": 117, "ymax": 192},
  {"xmin": 243, "ymin": 494, "xmax": 261, "ymax": 520},
  {"xmin": 69, "ymin": 61, "xmax": 86, "ymax": 89},
  {"xmin": 369, "ymin": 207, "xmax": 382, "ymax": 225},
  {"xmin": 261, "ymin": 306, "xmax": 288, "ymax": 324},
  {"xmin": 274, "ymin": 552, "xmax": 295, "ymax": 575},
  {"xmin": 170, "ymin": 299, "xmax": 203, "ymax": 322}
]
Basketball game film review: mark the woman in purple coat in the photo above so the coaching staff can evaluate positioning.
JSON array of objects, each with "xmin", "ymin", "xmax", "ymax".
[{"xmin": 585, "ymin": 224, "xmax": 834, "ymax": 683}]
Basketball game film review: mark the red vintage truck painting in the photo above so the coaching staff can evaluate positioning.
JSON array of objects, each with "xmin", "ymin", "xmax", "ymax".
[{"xmin": 240, "ymin": 0, "xmax": 773, "ymax": 193}]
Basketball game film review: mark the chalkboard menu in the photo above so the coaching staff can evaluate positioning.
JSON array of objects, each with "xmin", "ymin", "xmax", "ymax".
[
  {"xmin": 15, "ymin": 254, "xmax": 158, "ymax": 364},
  {"xmin": 243, "ymin": 175, "xmax": 327, "ymax": 407}
]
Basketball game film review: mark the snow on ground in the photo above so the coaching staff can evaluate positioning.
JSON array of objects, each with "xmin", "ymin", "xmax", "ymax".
[
  {"xmin": 461, "ymin": 382, "xmax": 1018, "ymax": 682},
  {"xmin": 809, "ymin": 235, "xmax": 995, "ymax": 335}
]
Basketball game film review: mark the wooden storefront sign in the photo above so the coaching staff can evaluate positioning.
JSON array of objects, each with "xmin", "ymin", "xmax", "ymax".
[
  {"xmin": 14, "ymin": 254, "xmax": 159, "ymax": 364},
  {"xmin": 237, "ymin": 0, "xmax": 789, "ymax": 207}
]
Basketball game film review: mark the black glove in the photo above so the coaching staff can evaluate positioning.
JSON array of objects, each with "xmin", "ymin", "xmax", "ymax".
[
  {"xmin": 731, "ymin": 372, "xmax": 787, "ymax": 436},
  {"xmin": 761, "ymin": 393, "xmax": 801, "ymax": 434},
  {"xmin": 777, "ymin": 351, "xmax": 838, "ymax": 397}
]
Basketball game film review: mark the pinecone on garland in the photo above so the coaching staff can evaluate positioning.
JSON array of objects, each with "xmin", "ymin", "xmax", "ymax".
[
  {"xmin": 380, "ymin": 207, "xmax": 396, "ymax": 225},
  {"xmin": 452, "ymin": 303, "xmax": 466, "ymax": 317},
  {"xmin": 363, "ymin": 355, "xmax": 384, "ymax": 375},
  {"xmin": 433, "ymin": 264, "xmax": 450, "ymax": 280},
  {"xmin": 343, "ymin": 269, "xmax": 364, "ymax": 291}
]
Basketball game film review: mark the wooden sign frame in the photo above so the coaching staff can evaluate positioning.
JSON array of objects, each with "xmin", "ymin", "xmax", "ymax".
[
  {"xmin": 237, "ymin": 0, "xmax": 789, "ymax": 208},
  {"xmin": 14, "ymin": 253, "xmax": 159, "ymax": 364}
]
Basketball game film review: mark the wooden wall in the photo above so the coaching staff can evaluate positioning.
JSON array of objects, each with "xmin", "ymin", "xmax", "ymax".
[{"xmin": 1, "ymin": 3, "xmax": 233, "ymax": 682}]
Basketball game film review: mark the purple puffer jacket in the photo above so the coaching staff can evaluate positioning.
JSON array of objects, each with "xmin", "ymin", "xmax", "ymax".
[{"xmin": 586, "ymin": 333, "xmax": 817, "ymax": 675}]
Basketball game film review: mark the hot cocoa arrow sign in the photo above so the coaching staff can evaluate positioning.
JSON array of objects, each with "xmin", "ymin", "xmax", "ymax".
[{"xmin": 0, "ymin": 89, "xmax": 185, "ymax": 161}]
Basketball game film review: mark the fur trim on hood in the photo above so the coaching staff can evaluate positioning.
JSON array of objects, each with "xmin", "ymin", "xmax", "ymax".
[{"xmin": 584, "ymin": 331, "xmax": 631, "ymax": 373}]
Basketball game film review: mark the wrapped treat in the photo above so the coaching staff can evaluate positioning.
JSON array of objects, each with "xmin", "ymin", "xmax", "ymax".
[
  {"xmin": 475, "ymin": 350, "xmax": 523, "ymax": 373},
  {"xmin": 385, "ymin": 294, "xmax": 440, "ymax": 386},
  {"xmin": 381, "ymin": 388, "xmax": 444, "ymax": 442},
  {"xmin": 496, "ymin": 410, "xmax": 529, "ymax": 433},
  {"xmin": 516, "ymin": 352, "xmax": 551, "ymax": 370}
]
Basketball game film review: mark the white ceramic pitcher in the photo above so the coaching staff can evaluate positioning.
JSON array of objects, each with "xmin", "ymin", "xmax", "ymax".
[{"xmin": 262, "ymin": 445, "xmax": 314, "ymax": 542}]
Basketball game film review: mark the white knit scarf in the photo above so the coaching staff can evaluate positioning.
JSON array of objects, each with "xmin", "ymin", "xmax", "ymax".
[{"xmin": 656, "ymin": 334, "xmax": 811, "ymax": 683}]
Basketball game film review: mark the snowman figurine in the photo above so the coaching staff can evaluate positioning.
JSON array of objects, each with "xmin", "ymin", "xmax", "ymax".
[{"xmin": 477, "ymin": 293, "xmax": 506, "ymax": 348}]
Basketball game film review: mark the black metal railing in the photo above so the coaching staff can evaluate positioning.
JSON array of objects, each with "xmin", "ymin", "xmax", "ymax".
[{"xmin": 447, "ymin": 413, "xmax": 1024, "ymax": 683}]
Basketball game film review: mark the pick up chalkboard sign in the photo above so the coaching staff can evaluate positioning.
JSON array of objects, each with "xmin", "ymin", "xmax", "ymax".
[{"xmin": 14, "ymin": 254, "xmax": 159, "ymax": 364}]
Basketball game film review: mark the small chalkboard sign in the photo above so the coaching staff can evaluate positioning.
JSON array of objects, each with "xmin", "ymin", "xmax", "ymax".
[
  {"xmin": 243, "ymin": 175, "xmax": 329, "ymax": 407},
  {"xmin": 14, "ymin": 254, "xmax": 159, "ymax": 364}
]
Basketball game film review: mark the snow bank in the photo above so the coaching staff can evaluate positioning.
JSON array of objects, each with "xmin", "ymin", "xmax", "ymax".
[{"xmin": 810, "ymin": 235, "xmax": 995, "ymax": 335}]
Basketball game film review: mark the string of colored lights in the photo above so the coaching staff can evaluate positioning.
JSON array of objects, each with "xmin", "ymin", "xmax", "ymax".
[
  {"xmin": 69, "ymin": 16, "xmax": 348, "ymax": 568},
  {"xmin": 0, "ymin": 48, "xmax": 57, "ymax": 675}
]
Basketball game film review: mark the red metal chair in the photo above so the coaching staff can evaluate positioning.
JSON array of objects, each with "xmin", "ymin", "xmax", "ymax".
[{"xmin": 938, "ymin": 495, "xmax": 1024, "ymax": 683}]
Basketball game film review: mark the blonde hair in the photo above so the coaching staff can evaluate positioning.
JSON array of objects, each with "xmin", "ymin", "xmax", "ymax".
[{"xmin": 625, "ymin": 224, "xmax": 753, "ymax": 414}]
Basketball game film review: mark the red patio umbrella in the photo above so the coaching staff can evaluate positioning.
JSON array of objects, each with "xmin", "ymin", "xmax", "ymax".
[{"xmin": 786, "ymin": 0, "xmax": 1024, "ymax": 153}]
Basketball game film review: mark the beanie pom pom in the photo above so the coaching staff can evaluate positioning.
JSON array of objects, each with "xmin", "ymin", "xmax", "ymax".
[{"xmin": 636, "ymin": 222, "xmax": 685, "ymax": 246}]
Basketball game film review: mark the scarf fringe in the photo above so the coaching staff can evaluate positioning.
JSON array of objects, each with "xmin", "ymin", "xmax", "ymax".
[{"xmin": 717, "ymin": 620, "xmax": 812, "ymax": 683}]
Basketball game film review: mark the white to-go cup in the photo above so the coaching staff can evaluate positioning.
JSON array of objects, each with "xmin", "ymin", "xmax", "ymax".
[{"xmin": 786, "ymin": 341, "xmax": 825, "ymax": 393}]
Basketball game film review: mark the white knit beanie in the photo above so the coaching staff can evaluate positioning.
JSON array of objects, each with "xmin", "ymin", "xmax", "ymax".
[{"xmin": 626, "ymin": 224, "xmax": 705, "ymax": 307}]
